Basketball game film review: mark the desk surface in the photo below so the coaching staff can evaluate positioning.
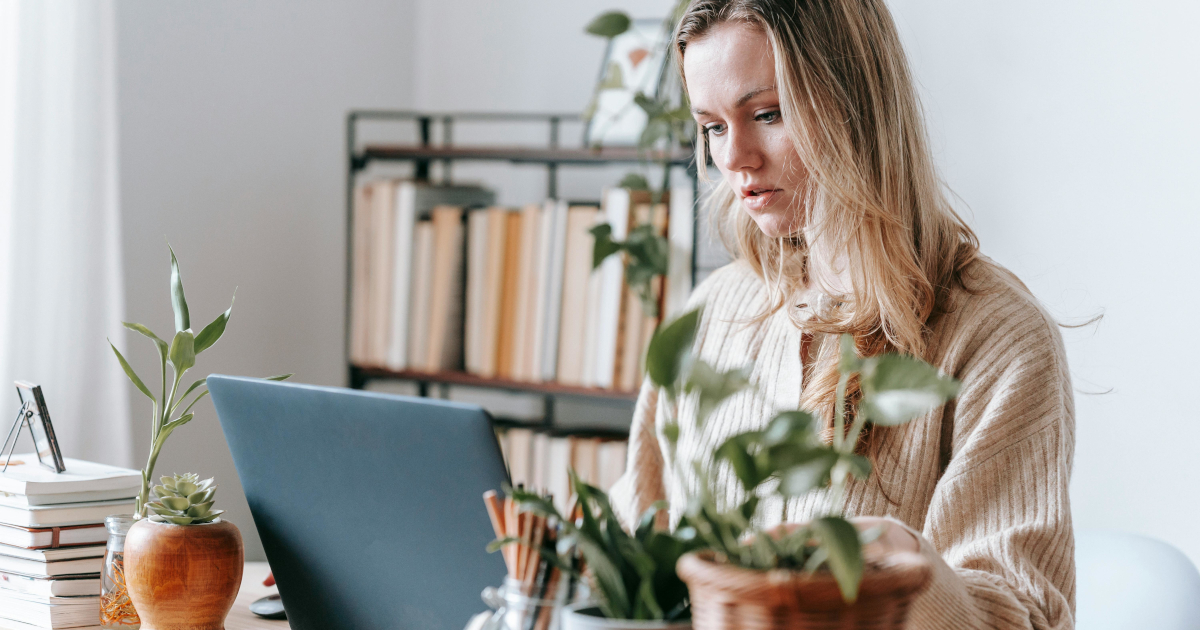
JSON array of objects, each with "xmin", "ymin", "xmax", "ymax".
[{"xmin": 227, "ymin": 562, "xmax": 289, "ymax": 630}]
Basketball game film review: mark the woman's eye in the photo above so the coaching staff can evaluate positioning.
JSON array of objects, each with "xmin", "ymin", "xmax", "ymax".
[
  {"xmin": 704, "ymin": 123, "xmax": 727, "ymax": 137},
  {"xmin": 755, "ymin": 110, "xmax": 781, "ymax": 124}
]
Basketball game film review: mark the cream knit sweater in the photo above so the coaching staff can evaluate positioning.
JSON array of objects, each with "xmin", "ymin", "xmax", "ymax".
[{"xmin": 609, "ymin": 258, "xmax": 1075, "ymax": 630}]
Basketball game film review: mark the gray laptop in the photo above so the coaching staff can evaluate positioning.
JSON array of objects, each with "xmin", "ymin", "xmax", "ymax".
[{"xmin": 208, "ymin": 375, "xmax": 509, "ymax": 630}]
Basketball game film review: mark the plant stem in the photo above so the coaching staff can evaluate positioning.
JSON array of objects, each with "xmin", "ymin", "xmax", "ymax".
[{"xmin": 833, "ymin": 371, "xmax": 849, "ymax": 450}]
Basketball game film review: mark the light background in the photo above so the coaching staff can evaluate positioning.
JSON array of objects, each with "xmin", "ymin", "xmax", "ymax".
[{"xmin": 114, "ymin": 0, "xmax": 1199, "ymax": 563}]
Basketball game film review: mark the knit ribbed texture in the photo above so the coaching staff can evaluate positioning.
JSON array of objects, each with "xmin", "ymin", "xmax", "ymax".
[{"xmin": 609, "ymin": 258, "xmax": 1075, "ymax": 630}]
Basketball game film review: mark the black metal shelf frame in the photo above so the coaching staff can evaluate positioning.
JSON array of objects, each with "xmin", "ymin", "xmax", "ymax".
[{"xmin": 344, "ymin": 110, "xmax": 701, "ymax": 420}]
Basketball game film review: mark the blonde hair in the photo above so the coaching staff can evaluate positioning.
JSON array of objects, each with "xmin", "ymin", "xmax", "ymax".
[{"xmin": 675, "ymin": 0, "xmax": 982, "ymax": 436}]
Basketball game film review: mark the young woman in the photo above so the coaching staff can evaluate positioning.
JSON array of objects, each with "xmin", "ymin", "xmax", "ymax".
[{"xmin": 609, "ymin": 1, "xmax": 1075, "ymax": 629}]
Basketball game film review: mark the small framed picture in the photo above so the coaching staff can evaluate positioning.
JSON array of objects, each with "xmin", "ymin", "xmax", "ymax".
[
  {"xmin": 584, "ymin": 18, "xmax": 672, "ymax": 147},
  {"xmin": 15, "ymin": 382, "xmax": 65, "ymax": 473}
]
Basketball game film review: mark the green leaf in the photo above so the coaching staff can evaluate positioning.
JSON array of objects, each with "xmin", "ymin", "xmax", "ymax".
[
  {"xmin": 812, "ymin": 517, "xmax": 864, "ymax": 602},
  {"xmin": 154, "ymin": 413, "xmax": 195, "ymax": 451},
  {"xmin": 168, "ymin": 244, "xmax": 190, "ymax": 333},
  {"xmin": 585, "ymin": 11, "xmax": 631, "ymax": 38},
  {"xmin": 778, "ymin": 451, "xmax": 838, "ymax": 496},
  {"xmin": 633, "ymin": 92, "xmax": 666, "ymax": 118},
  {"xmin": 193, "ymin": 294, "xmax": 234, "ymax": 354},
  {"xmin": 486, "ymin": 535, "xmax": 520, "ymax": 554},
  {"xmin": 180, "ymin": 391, "xmax": 209, "ymax": 418},
  {"xmin": 169, "ymin": 330, "xmax": 196, "ymax": 374},
  {"xmin": 860, "ymin": 354, "xmax": 960, "ymax": 425},
  {"xmin": 763, "ymin": 410, "xmax": 817, "ymax": 446},
  {"xmin": 576, "ymin": 534, "xmax": 632, "ymax": 618},
  {"xmin": 123, "ymin": 322, "xmax": 169, "ymax": 361},
  {"xmin": 161, "ymin": 496, "xmax": 190, "ymax": 511},
  {"xmin": 685, "ymin": 361, "xmax": 752, "ymax": 426},
  {"xmin": 598, "ymin": 61, "xmax": 625, "ymax": 90},
  {"xmin": 838, "ymin": 334, "xmax": 862, "ymax": 373},
  {"xmin": 715, "ymin": 432, "xmax": 763, "ymax": 492},
  {"xmin": 264, "ymin": 374, "xmax": 294, "ymax": 381},
  {"xmin": 843, "ymin": 454, "xmax": 872, "ymax": 479},
  {"xmin": 662, "ymin": 421, "xmax": 680, "ymax": 446},
  {"xmin": 178, "ymin": 378, "xmax": 206, "ymax": 406},
  {"xmin": 187, "ymin": 501, "xmax": 215, "ymax": 518},
  {"xmin": 639, "ymin": 118, "xmax": 672, "ymax": 150},
  {"xmin": 109, "ymin": 341, "xmax": 155, "ymax": 402},
  {"xmin": 645, "ymin": 308, "xmax": 701, "ymax": 391},
  {"xmin": 590, "ymin": 223, "xmax": 623, "ymax": 270},
  {"xmin": 619, "ymin": 173, "xmax": 651, "ymax": 191}
]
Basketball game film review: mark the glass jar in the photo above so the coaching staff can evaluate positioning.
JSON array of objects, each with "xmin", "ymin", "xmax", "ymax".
[
  {"xmin": 475, "ymin": 575, "xmax": 585, "ymax": 630},
  {"xmin": 100, "ymin": 515, "xmax": 140, "ymax": 629}
]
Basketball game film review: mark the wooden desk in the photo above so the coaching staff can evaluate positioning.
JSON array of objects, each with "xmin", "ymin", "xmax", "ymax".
[{"xmin": 226, "ymin": 562, "xmax": 289, "ymax": 630}]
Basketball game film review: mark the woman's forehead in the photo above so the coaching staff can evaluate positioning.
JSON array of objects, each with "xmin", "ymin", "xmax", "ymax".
[{"xmin": 684, "ymin": 22, "xmax": 776, "ymax": 112}]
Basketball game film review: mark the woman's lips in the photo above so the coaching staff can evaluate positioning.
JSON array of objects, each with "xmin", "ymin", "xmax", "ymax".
[{"xmin": 741, "ymin": 189, "xmax": 779, "ymax": 212}]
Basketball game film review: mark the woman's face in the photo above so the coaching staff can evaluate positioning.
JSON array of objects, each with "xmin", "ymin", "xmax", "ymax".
[{"xmin": 684, "ymin": 22, "xmax": 806, "ymax": 238}]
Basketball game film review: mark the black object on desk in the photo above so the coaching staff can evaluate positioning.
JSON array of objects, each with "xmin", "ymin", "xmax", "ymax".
[{"xmin": 250, "ymin": 595, "xmax": 287, "ymax": 620}]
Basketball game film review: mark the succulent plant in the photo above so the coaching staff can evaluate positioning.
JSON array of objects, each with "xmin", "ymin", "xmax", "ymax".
[{"xmin": 145, "ymin": 473, "xmax": 223, "ymax": 525}]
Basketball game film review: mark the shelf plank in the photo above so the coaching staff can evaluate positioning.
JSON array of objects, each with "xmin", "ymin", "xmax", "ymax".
[
  {"xmin": 354, "ymin": 366, "xmax": 640, "ymax": 401},
  {"xmin": 358, "ymin": 145, "xmax": 695, "ymax": 167}
]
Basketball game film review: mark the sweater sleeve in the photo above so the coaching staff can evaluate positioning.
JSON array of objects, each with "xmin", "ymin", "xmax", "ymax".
[
  {"xmin": 608, "ymin": 378, "xmax": 668, "ymax": 529},
  {"xmin": 905, "ymin": 311, "xmax": 1076, "ymax": 630}
]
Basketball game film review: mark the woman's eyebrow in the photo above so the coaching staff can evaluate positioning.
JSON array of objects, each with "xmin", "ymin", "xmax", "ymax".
[{"xmin": 691, "ymin": 86, "xmax": 777, "ymax": 116}]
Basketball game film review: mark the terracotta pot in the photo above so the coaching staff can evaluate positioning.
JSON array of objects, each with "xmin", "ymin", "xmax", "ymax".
[
  {"xmin": 560, "ymin": 603, "xmax": 692, "ymax": 630},
  {"xmin": 124, "ymin": 519, "xmax": 244, "ymax": 630},
  {"xmin": 677, "ymin": 550, "xmax": 931, "ymax": 630}
]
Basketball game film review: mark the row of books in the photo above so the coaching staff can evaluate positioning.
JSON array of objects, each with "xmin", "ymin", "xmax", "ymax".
[
  {"xmin": 349, "ymin": 180, "xmax": 694, "ymax": 391},
  {"xmin": 0, "ymin": 457, "xmax": 141, "ymax": 630},
  {"xmin": 495, "ymin": 427, "xmax": 627, "ymax": 514}
]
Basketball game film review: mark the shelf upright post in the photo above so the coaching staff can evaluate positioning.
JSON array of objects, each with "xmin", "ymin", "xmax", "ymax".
[
  {"xmin": 346, "ymin": 111, "xmax": 361, "ymax": 389},
  {"xmin": 547, "ymin": 116, "xmax": 560, "ymax": 199},
  {"xmin": 416, "ymin": 116, "xmax": 432, "ymax": 181},
  {"xmin": 442, "ymin": 115, "xmax": 454, "ymax": 184}
]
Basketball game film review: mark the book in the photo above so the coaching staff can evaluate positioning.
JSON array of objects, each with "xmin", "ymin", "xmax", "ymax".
[
  {"xmin": 556, "ymin": 207, "xmax": 600, "ymax": 386},
  {"xmin": 591, "ymin": 188, "xmax": 634, "ymax": 389},
  {"xmin": 406, "ymin": 221, "xmax": 435, "ymax": 369},
  {"xmin": 0, "ymin": 458, "xmax": 140, "ymax": 497},
  {"xmin": 597, "ymin": 440, "xmax": 628, "ymax": 492},
  {"xmin": 0, "ymin": 524, "xmax": 105, "ymax": 550},
  {"xmin": 0, "ymin": 617, "xmax": 103, "ymax": 630},
  {"xmin": 579, "ymin": 249, "xmax": 605, "ymax": 387},
  {"xmin": 349, "ymin": 182, "xmax": 375, "ymax": 364},
  {"xmin": 666, "ymin": 184, "xmax": 695, "ymax": 318},
  {"xmin": 0, "ymin": 499, "xmax": 135, "ymax": 529},
  {"xmin": 425, "ymin": 206, "xmax": 466, "ymax": 371},
  {"xmin": 464, "ymin": 210, "xmax": 490, "ymax": 375},
  {"xmin": 511, "ymin": 204, "xmax": 542, "ymax": 381},
  {"xmin": 0, "ymin": 554, "xmax": 102, "ymax": 578},
  {"xmin": 0, "ymin": 591, "xmax": 100, "ymax": 628},
  {"xmin": 534, "ymin": 200, "xmax": 568, "ymax": 382},
  {"xmin": 0, "ymin": 571, "xmax": 99, "ymax": 598},
  {"xmin": 494, "ymin": 211, "xmax": 523, "ymax": 379},
  {"xmin": 477, "ymin": 207, "xmax": 511, "ymax": 378},
  {"xmin": 505, "ymin": 428, "xmax": 534, "ymax": 488},
  {"xmin": 385, "ymin": 183, "xmax": 495, "ymax": 371},
  {"xmin": 366, "ymin": 180, "xmax": 398, "ymax": 366},
  {"xmin": 0, "ymin": 545, "xmax": 104, "ymax": 564},
  {"xmin": 0, "ymin": 488, "xmax": 135, "ymax": 509}
]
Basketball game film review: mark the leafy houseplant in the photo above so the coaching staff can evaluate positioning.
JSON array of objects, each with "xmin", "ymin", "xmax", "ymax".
[
  {"xmin": 125, "ymin": 473, "xmax": 244, "ymax": 630},
  {"xmin": 647, "ymin": 309, "xmax": 959, "ymax": 630}
]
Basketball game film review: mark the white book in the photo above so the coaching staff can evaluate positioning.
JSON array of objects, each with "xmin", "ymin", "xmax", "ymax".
[
  {"xmin": 366, "ymin": 180, "xmax": 398, "ymax": 366},
  {"xmin": 464, "ymin": 210, "xmax": 490, "ymax": 374},
  {"xmin": 535, "ymin": 200, "xmax": 568, "ymax": 382},
  {"xmin": 597, "ymin": 441, "xmax": 629, "ymax": 493},
  {"xmin": 0, "ymin": 545, "xmax": 104, "ymax": 564},
  {"xmin": 511, "ymin": 204, "xmax": 543, "ymax": 381},
  {"xmin": 0, "ymin": 592, "xmax": 100, "ymax": 628},
  {"xmin": 579, "ymin": 256, "xmax": 606, "ymax": 387},
  {"xmin": 546, "ymin": 437, "xmax": 572, "ymax": 514},
  {"xmin": 0, "ymin": 499, "xmax": 135, "ymax": 529},
  {"xmin": 0, "ymin": 554, "xmax": 103, "ymax": 578},
  {"xmin": 505, "ymin": 428, "xmax": 534, "ymax": 488},
  {"xmin": 591, "ymin": 189, "xmax": 632, "ymax": 388},
  {"xmin": 666, "ymin": 184, "xmax": 695, "ymax": 317},
  {"xmin": 0, "ymin": 488, "xmax": 136, "ymax": 509},
  {"xmin": 0, "ymin": 523, "xmax": 106, "ymax": 550},
  {"xmin": 406, "ymin": 221, "xmax": 435, "ymax": 370},
  {"xmin": 0, "ymin": 459, "xmax": 139, "ymax": 498},
  {"xmin": 0, "ymin": 617, "xmax": 102, "ymax": 630},
  {"xmin": 0, "ymin": 571, "xmax": 99, "ymax": 598},
  {"xmin": 531, "ymin": 432, "xmax": 550, "ymax": 493}
]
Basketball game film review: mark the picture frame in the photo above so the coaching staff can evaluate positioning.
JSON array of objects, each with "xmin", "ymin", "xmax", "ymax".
[
  {"xmin": 7, "ymin": 381, "xmax": 66, "ymax": 473},
  {"xmin": 583, "ymin": 18, "xmax": 672, "ymax": 148}
]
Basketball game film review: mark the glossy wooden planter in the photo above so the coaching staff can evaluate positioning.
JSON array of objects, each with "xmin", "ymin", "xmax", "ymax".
[{"xmin": 125, "ymin": 519, "xmax": 244, "ymax": 630}]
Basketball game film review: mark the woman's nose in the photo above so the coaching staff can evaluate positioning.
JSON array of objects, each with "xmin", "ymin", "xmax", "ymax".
[{"xmin": 717, "ymin": 126, "xmax": 764, "ymax": 173}]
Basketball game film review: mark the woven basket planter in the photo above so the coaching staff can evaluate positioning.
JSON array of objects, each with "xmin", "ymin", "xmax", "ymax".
[{"xmin": 677, "ymin": 550, "xmax": 931, "ymax": 630}]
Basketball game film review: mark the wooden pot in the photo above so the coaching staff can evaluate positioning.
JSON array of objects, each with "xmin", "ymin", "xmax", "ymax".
[
  {"xmin": 124, "ymin": 519, "xmax": 244, "ymax": 630},
  {"xmin": 677, "ymin": 550, "xmax": 931, "ymax": 630}
]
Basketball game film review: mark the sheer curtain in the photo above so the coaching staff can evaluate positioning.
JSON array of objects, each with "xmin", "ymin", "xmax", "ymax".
[{"xmin": 0, "ymin": 0, "xmax": 130, "ymax": 467}]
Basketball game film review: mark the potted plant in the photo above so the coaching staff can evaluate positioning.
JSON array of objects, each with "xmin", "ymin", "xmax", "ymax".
[
  {"xmin": 103, "ymin": 245, "xmax": 290, "ymax": 629},
  {"xmin": 124, "ymin": 473, "xmax": 242, "ymax": 629},
  {"xmin": 645, "ymin": 309, "xmax": 959, "ymax": 630}
]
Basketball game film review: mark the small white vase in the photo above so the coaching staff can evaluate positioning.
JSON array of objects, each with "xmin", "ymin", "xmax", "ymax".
[{"xmin": 559, "ymin": 603, "xmax": 692, "ymax": 630}]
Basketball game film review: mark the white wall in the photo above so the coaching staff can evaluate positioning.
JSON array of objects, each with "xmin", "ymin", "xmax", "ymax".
[
  {"xmin": 887, "ymin": 0, "xmax": 1200, "ymax": 563},
  {"xmin": 115, "ymin": 0, "xmax": 417, "ymax": 560}
]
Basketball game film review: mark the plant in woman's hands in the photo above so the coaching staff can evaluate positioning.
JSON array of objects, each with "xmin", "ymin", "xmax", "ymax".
[
  {"xmin": 647, "ymin": 308, "xmax": 960, "ymax": 601},
  {"xmin": 108, "ymin": 245, "xmax": 291, "ymax": 519}
]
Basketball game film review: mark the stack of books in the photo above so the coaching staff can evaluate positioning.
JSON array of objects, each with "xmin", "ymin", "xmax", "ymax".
[
  {"xmin": 495, "ymin": 427, "xmax": 628, "ymax": 513},
  {"xmin": 0, "ymin": 457, "xmax": 140, "ymax": 630},
  {"xmin": 349, "ymin": 182, "xmax": 695, "ymax": 392}
]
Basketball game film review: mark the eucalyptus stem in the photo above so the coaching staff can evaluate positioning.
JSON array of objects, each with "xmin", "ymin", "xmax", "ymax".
[{"xmin": 833, "ymin": 371, "xmax": 849, "ymax": 450}]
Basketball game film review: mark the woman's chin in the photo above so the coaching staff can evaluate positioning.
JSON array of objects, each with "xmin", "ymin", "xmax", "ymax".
[{"xmin": 746, "ymin": 210, "xmax": 799, "ymax": 238}]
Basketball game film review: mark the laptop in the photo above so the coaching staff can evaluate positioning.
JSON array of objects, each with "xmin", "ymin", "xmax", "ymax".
[{"xmin": 208, "ymin": 375, "xmax": 509, "ymax": 630}]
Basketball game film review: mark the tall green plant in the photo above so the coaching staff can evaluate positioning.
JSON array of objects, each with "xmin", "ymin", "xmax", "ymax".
[
  {"xmin": 647, "ymin": 308, "xmax": 960, "ymax": 601},
  {"xmin": 109, "ymin": 245, "xmax": 291, "ymax": 518}
]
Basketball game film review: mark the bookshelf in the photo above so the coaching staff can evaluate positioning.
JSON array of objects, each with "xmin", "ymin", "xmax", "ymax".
[{"xmin": 345, "ymin": 110, "xmax": 700, "ymax": 422}]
